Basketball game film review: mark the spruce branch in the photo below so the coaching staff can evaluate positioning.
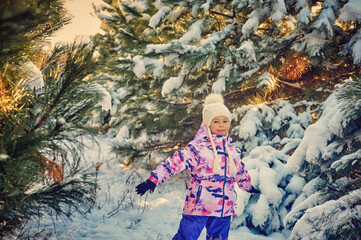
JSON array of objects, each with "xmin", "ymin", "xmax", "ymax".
[{"xmin": 337, "ymin": 78, "xmax": 361, "ymax": 119}]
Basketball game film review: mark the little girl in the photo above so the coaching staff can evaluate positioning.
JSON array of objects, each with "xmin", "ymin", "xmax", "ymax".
[{"xmin": 136, "ymin": 93, "xmax": 258, "ymax": 240}]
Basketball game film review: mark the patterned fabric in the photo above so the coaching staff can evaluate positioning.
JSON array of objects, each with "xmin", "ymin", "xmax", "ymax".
[{"xmin": 148, "ymin": 123, "xmax": 252, "ymax": 217}]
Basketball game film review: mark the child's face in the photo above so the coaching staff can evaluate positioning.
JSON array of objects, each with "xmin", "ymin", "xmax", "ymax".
[{"xmin": 209, "ymin": 116, "xmax": 231, "ymax": 135}]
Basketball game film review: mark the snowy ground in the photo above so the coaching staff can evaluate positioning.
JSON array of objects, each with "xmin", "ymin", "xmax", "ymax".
[{"xmin": 14, "ymin": 135, "xmax": 290, "ymax": 240}]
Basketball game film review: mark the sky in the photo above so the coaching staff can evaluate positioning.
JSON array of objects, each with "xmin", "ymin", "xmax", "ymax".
[{"xmin": 48, "ymin": 0, "xmax": 103, "ymax": 45}]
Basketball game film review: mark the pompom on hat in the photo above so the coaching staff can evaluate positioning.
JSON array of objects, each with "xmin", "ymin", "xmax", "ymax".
[{"xmin": 202, "ymin": 93, "xmax": 237, "ymax": 176}]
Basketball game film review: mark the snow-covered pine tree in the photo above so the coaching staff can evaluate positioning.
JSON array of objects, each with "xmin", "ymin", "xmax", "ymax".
[
  {"xmin": 92, "ymin": 0, "xmax": 361, "ymax": 237},
  {"xmin": 95, "ymin": 0, "xmax": 360, "ymax": 169},
  {"xmin": 0, "ymin": 1, "xmax": 105, "ymax": 237},
  {"xmin": 94, "ymin": 0, "xmax": 204, "ymax": 168},
  {"xmin": 229, "ymin": 99, "xmax": 313, "ymax": 234},
  {"xmin": 283, "ymin": 78, "xmax": 361, "ymax": 240}
]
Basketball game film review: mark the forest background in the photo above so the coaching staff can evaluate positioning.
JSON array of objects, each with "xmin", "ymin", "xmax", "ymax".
[{"xmin": 0, "ymin": 0, "xmax": 360, "ymax": 239}]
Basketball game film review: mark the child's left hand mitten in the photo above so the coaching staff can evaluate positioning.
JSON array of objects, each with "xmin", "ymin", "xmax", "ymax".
[
  {"xmin": 135, "ymin": 179, "xmax": 156, "ymax": 196},
  {"xmin": 247, "ymin": 185, "xmax": 261, "ymax": 194}
]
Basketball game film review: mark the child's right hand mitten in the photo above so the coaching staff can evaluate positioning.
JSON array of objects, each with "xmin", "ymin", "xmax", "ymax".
[{"xmin": 135, "ymin": 179, "xmax": 156, "ymax": 196}]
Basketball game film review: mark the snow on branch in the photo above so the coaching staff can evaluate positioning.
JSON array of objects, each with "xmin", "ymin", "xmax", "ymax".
[
  {"xmin": 149, "ymin": 6, "xmax": 172, "ymax": 28},
  {"xmin": 161, "ymin": 76, "xmax": 184, "ymax": 96},
  {"xmin": 285, "ymin": 84, "xmax": 359, "ymax": 173},
  {"xmin": 179, "ymin": 19, "xmax": 204, "ymax": 44},
  {"xmin": 22, "ymin": 62, "xmax": 45, "ymax": 91},
  {"xmin": 340, "ymin": 31, "xmax": 361, "ymax": 66},
  {"xmin": 242, "ymin": 10, "xmax": 260, "ymax": 37},
  {"xmin": 271, "ymin": 0, "xmax": 286, "ymax": 23},
  {"xmin": 132, "ymin": 55, "xmax": 164, "ymax": 78},
  {"xmin": 339, "ymin": 0, "xmax": 361, "ymax": 23},
  {"xmin": 257, "ymin": 72, "xmax": 277, "ymax": 90},
  {"xmin": 289, "ymin": 188, "xmax": 361, "ymax": 240},
  {"xmin": 297, "ymin": 7, "xmax": 310, "ymax": 26}
]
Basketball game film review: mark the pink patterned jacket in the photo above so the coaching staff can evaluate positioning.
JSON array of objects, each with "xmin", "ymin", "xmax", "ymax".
[{"xmin": 148, "ymin": 124, "xmax": 252, "ymax": 217}]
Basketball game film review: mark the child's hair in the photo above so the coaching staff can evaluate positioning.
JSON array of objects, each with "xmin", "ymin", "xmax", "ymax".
[{"xmin": 202, "ymin": 94, "xmax": 237, "ymax": 175}]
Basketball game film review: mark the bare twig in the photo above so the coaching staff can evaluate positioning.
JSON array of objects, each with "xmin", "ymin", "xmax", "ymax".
[{"xmin": 210, "ymin": 10, "xmax": 234, "ymax": 19}]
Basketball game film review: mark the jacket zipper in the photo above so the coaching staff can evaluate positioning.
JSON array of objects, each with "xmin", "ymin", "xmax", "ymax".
[
  {"xmin": 221, "ymin": 140, "xmax": 227, "ymax": 217},
  {"xmin": 195, "ymin": 185, "xmax": 202, "ymax": 204}
]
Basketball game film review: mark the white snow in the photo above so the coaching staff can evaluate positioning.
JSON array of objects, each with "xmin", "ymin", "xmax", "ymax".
[
  {"xmin": 167, "ymin": 3, "xmax": 185, "ymax": 23},
  {"xmin": 161, "ymin": 76, "xmax": 184, "ymax": 96},
  {"xmin": 164, "ymin": 53, "xmax": 180, "ymax": 67},
  {"xmin": 133, "ymin": 55, "xmax": 146, "ymax": 78},
  {"xmin": 236, "ymin": 107, "xmax": 262, "ymax": 140},
  {"xmin": 297, "ymin": 7, "xmax": 310, "ymax": 26},
  {"xmin": 340, "ymin": 31, "xmax": 361, "ymax": 65},
  {"xmin": 339, "ymin": 0, "xmax": 361, "ymax": 23},
  {"xmin": 291, "ymin": 31, "xmax": 327, "ymax": 56},
  {"xmin": 239, "ymin": 66, "xmax": 260, "ymax": 80},
  {"xmin": 115, "ymin": 125, "xmax": 130, "ymax": 141},
  {"xmin": 7, "ymin": 0, "xmax": 361, "ymax": 238},
  {"xmin": 285, "ymin": 175, "xmax": 306, "ymax": 194},
  {"xmin": 271, "ymin": 0, "xmax": 286, "ymax": 23},
  {"xmin": 259, "ymin": 166, "xmax": 283, "ymax": 206},
  {"xmin": 212, "ymin": 63, "xmax": 232, "ymax": 93},
  {"xmin": 201, "ymin": 0, "xmax": 213, "ymax": 13},
  {"xmin": 133, "ymin": 56, "xmax": 165, "ymax": 79},
  {"xmin": 350, "ymin": 37, "xmax": 361, "ymax": 65},
  {"xmin": 179, "ymin": 20, "xmax": 204, "ymax": 44},
  {"xmin": 200, "ymin": 25, "xmax": 234, "ymax": 48},
  {"xmin": 314, "ymin": 7, "xmax": 335, "ymax": 34},
  {"xmin": 22, "ymin": 62, "xmax": 45, "ymax": 91},
  {"xmin": 331, "ymin": 149, "xmax": 361, "ymax": 171},
  {"xmin": 91, "ymin": 82, "xmax": 112, "ymax": 112},
  {"xmin": 154, "ymin": 0, "xmax": 162, "ymax": 10},
  {"xmin": 132, "ymin": 1, "xmax": 148, "ymax": 12},
  {"xmin": 12, "ymin": 135, "xmax": 289, "ymax": 240},
  {"xmin": 149, "ymin": 6, "xmax": 172, "ymax": 28},
  {"xmin": 257, "ymin": 72, "xmax": 277, "ymax": 90},
  {"xmin": 289, "ymin": 189, "xmax": 361, "ymax": 240},
  {"xmin": 286, "ymin": 93, "xmax": 342, "ymax": 172},
  {"xmin": 237, "ymin": 40, "xmax": 257, "ymax": 68},
  {"xmin": 251, "ymin": 194, "xmax": 271, "ymax": 227},
  {"xmin": 94, "ymin": 1, "xmax": 113, "ymax": 11},
  {"xmin": 191, "ymin": 4, "xmax": 200, "ymax": 18},
  {"xmin": 242, "ymin": 10, "xmax": 260, "ymax": 36}
]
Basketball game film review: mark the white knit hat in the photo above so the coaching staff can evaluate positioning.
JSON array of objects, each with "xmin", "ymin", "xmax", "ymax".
[
  {"xmin": 202, "ymin": 94, "xmax": 232, "ymax": 128},
  {"xmin": 202, "ymin": 93, "xmax": 237, "ymax": 175}
]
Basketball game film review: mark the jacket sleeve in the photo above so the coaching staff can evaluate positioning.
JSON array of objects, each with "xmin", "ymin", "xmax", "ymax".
[
  {"xmin": 148, "ymin": 143, "xmax": 199, "ymax": 185},
  {"xmin": 234, "ymin": 148, "xmax": 252, "ymax": 191}
]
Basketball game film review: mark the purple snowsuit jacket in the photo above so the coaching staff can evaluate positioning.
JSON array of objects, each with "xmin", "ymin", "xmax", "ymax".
[{"xmin": 148, "ymin": 124, "xmax": 252, "ymax": 217}]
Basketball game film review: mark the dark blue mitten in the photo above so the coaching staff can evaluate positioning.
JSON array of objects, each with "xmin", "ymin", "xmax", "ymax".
[
  {"xmin": 135, "ymin": 179, "xmax": 156, "ymax": 196},
  {"xmin": 248, "ymin": 185, "xmax": 261, "ymax": 194}
]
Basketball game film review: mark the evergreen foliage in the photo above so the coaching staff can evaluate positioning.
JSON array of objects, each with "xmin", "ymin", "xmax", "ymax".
[
  {"xmin": 95, "ymin": 0, "xmax": 360, "ymax": 168},
  {"xmin": 94, "ymin": 0, "xmax": 361, "ymax": 238},
  {"xmin": 0, "ymin": 0, "xmax": 70, "ymax": 63},
  {"xmin": 229, "ymin": 100, "xmax": 312, "ymax": 234},
  {"xmin": 0, "ymin": 0, "xmax": 104, "ymax": 237},
  {"xmin": 283, "ymin": 78, "xmax": 361, "ymax": 240},
  {"xmin": 0, "ymin": 41, "xmax": 102, "ymax": 238}
]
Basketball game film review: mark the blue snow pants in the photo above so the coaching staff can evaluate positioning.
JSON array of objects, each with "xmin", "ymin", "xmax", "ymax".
[{"xmin": 172, "ymin": 214, "xmax": 231, "ymax": 240}]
